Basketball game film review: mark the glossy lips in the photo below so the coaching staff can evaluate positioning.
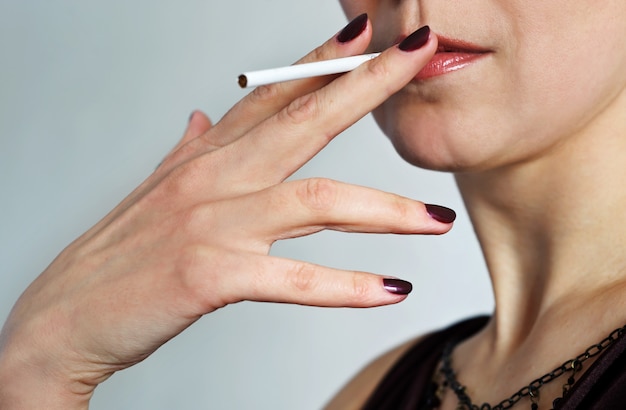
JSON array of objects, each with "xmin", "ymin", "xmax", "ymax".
[{"xmin": 414, "ymin": 35, "xmax": 491, "ymax": 80}]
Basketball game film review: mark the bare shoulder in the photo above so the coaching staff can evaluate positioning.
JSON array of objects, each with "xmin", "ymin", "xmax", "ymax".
[{"xmin": 323, "ymin": 335, "xmax": 425, "ymax": 410}]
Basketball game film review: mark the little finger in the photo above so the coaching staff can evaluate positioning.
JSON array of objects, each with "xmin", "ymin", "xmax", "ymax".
[{"xmin": 186, "ymin": 248, "xmax": 413, "ymax": 310}]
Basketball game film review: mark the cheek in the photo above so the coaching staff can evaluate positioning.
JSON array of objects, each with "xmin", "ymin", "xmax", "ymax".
[{"xmin": 511, "ymin": 3, "xmax": 626, "ymax": 142}]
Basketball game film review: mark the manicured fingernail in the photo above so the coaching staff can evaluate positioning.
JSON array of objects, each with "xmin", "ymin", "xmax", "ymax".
[
  {"xmin": 337, "ymin": 13, "xmax": 368, "ymax": 43},
  {"xmin": 383, "ymin": 278, "xmax": 413, "ymax": 295},
  {"xmin": 398, "ymin": 25, "xmax": 430, "ymax": 51},
  {"xmin": 426, "ymin": 204, "xmax": 456, "ymax": 223}
]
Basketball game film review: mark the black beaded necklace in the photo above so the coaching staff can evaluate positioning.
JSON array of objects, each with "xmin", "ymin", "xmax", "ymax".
[{"xmin": 422, "ymin": 324, "xmax": 626, "ymax": 410}]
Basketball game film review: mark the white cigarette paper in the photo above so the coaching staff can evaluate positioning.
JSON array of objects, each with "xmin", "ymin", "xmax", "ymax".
[{"xmin": 238, "ymin": 52, "xmax": 381, "ymax": 88}]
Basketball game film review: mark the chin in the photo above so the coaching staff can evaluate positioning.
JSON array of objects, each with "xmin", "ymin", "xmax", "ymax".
[
  {"xmin": 390, "ymin": 137, "xmax": 478, "ymax": 173},
  {"xmin": 372, "ymin": 90, "xmax": 529, "ymax": 174},
  {"xmin": 373, "ymin": 105, "xmax": 490, "ymax": 173}
]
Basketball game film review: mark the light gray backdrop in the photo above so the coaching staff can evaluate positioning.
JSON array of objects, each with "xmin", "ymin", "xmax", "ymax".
[{"xmin": 0, "ymin": 1, "xmax": 493, "ymax": 409}]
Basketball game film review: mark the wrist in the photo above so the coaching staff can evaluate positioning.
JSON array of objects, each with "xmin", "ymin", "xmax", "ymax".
[{"xmin": 0, "ymin": 335, "xmax": 93, "ymax": 409}]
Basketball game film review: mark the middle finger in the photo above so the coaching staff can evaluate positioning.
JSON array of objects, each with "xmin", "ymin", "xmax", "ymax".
[{"xmin": 216, "ymin": 26, "xmax": 437, "ymax": 193}]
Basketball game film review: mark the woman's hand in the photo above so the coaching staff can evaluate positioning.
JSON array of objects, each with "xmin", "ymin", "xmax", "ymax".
[{"xmin": 0, "ymin": 17, "xmax": 447, "ymax": 409}]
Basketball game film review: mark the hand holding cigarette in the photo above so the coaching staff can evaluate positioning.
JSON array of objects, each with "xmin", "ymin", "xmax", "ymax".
[{"xmin": 0, "ymin": 16, "xmax": 444, "ymax": 408}]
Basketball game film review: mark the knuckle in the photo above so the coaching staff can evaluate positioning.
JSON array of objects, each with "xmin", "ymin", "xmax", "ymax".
[
  {"xmin": 348, "ymin": 272, "xmax": 371, "ymax": 304},
  {"xmin": 288, "ymin": 262, "xmax": 319, "ymax": 293},
  {"xmin": 296, "ymin": 178, "xmax": 338, "ymax": 213},
  {"xmin": 366, "ymin": 55, "xmax": 393, "ymax": 80},
  {"xmin": 280, "ymin": 92, "xmax": 320, "ymax": 125},
  {"xmin": 178, "ymin": 203, "xmax": 214, "ymax": 236},
  {"xmin": 196, "ymin": 129, "xmax": 222, "ymax": 151},
  {"xmin": 308, "ymin": 45, "xmax": 327, "ymax": 65},
  {"xmin": 156, "ymin": 152, "xmax": 221, "ymax": 199},
  {"xmin": 390, "ymin": 196, "xmax": 412, "ymax": 222},
  {"xmin": 176, "ymin": 245, "xmax": 229, "ymax": 308},
  {"xmin": 156, "ymin": 162, "xmax": 199, "ymax": 199},
  {"xmin": 249, "ymin": 83, "xmax": 281, "ymax": 105}
]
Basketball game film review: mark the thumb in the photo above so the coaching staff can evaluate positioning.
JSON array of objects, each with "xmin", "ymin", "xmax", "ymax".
[
  {"xmin": 176, "ymin": 110, "xmax": 213, "ymax": 151},
  {"xmin": 156, "ymin": 110, "xmax": 213, "ymax": 170}
]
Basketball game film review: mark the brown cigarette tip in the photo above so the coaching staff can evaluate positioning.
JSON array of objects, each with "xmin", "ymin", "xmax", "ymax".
[{"xmin": 238, "ymin": 74, "xmax": 247, "ymax": 88}]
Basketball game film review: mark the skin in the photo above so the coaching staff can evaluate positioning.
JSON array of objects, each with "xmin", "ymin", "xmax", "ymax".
[
  {"xmin": 0, "ymin": 16, "xmax": 449, "ymax": 409},
  {"xmin": 332, "ymin": 1, "xmax": 626, "ymax": 409}
]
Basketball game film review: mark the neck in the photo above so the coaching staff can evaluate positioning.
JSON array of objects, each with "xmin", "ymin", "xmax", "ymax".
[{"xmin": 454, "ymin": 89, "xmax": 626, "ymax": 351}]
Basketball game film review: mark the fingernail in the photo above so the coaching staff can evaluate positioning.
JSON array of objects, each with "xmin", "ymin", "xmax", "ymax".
[
  {"xmin": 398, "ymin": 25, "xmax": 430, "ymax": 52},
  {"xmin": 188, "ymin": 111, "xmax": 196, "ymax": 123},
  {"xmin": 383, "ymin": 278, "xmax": 413, "ymax": 295},
  {"xmin": 425, "ymin": 204, "xmax": 456, "ymax": 224},
  {"xmin": 337, "ymin": 13, "xmax": 368, "ymax": 43}
]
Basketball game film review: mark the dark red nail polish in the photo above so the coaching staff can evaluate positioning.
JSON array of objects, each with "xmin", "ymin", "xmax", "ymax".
[
  {"xmin": 426, "ymin": 204, "xmax": 456, "ymax": 224},
  {"xmin": 398, "ymin": 26, "xmax": 430, "ymax": 52},
  {"xmin": 383, "ymin": 278, "xmax": 413, "ymax": 295},
  {"xmin": 337, "ymin": 13, "xmax": 368, "ymax": 43}
]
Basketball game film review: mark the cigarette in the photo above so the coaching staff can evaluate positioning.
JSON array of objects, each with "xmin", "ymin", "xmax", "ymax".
[{"xmin": 238, "ymin": 52, "xmax": 381, "ymax": 88}]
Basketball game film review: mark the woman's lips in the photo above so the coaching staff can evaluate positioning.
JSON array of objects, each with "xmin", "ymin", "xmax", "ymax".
[{"xmin": 396, "ymin": 34, "xmax": 492, "ymax": 81}]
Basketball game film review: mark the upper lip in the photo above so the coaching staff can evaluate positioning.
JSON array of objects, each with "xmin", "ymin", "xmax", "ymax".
[
  {"xmin": 435, "ymin": 36, "xmax": 491, "ymax": 54},
  {"xmin": 394, "ymin": 32, "xmax": 491, "ymax": 54}
]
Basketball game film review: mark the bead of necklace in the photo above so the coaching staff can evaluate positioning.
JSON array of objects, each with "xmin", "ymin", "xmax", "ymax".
[{"xmin": 423, "ymin": 324, "xmax": 626, "ymax": 410}]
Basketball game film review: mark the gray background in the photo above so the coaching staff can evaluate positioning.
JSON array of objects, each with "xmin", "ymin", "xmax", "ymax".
[{"xmin": 0, "ymin": 1, "xmax": 493, "ymax": 409}]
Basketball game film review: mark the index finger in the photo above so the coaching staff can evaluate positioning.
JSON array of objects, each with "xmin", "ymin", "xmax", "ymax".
[
  {"xmin": 228, "ymin": 26, "xmax": 437, "ymax": 189},
  {"xmin": 209, "ymin": 14, "xmax": 372, "ymax": 146}
]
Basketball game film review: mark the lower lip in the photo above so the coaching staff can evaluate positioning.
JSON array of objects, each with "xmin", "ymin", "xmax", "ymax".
[{"xmin": 414, "ymin": 52, "xmax": 489, "ymax": 81}]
